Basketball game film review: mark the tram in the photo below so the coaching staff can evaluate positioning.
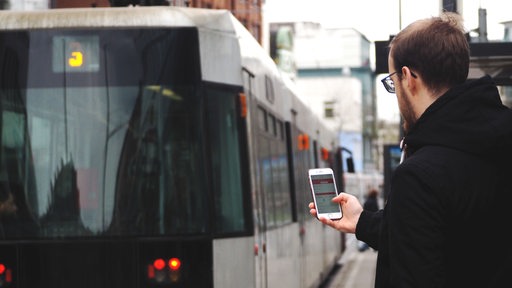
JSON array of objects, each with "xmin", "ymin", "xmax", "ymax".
[{"xmin": 0, "ymin": 6, "xmax": 352, "ymax": 287}]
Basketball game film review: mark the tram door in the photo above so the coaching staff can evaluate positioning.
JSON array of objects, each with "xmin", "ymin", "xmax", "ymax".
[{"xmin": 242, "ymin": 69, "xmax": 268, "ymax": 288}]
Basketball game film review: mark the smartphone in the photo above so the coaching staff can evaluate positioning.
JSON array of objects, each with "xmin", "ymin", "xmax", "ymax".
[{"xmin": 308, "ymin": 168, "xmax": 342, "ymax": 220}]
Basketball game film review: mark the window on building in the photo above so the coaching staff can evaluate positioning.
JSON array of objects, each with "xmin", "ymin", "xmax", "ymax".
[{"xmin": 324, "ymin": 101, "xmax": 336, "ymax": 118}]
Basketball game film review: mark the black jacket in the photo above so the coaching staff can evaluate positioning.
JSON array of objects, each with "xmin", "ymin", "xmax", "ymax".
[
  {"xmin": 356, "ymin": 75, "xmax": 512, "ymax": 287},
  {"xmin": 363, "ymin": 194, "xmax": 379, "ymax": 212}
]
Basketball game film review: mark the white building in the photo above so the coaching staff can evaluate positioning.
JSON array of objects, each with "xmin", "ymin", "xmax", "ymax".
[{"xmin": 288, "ymin": 22, "xmax": 376, "ymax": 172}]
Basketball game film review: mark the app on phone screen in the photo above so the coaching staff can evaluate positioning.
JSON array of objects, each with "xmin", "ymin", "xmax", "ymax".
[{"xmin": 311, "ymin": 174, "xmax": 339, "ymax": 213}]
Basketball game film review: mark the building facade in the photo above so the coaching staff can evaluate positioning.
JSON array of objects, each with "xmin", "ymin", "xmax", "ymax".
[
  {"xmin": 2, "ymin": 0, "xmax": 263, "ymax": 44},
  {"xmin": 279, "ymin": 22, "xmax": 377, "ymax": 173},
  {"xmin": 295, "ymin": 24, "xmax": 376, "ymax": 173}
]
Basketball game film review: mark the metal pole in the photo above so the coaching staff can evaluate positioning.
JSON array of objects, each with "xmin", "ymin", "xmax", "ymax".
[{"xmin": 399, "ymin": 0, "xmax": 402, "ymax": 30}]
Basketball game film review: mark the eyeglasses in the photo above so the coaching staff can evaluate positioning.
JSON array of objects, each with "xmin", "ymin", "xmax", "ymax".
[
  {"xmin": 381, "ymin": 72, "xmax": 399, "ymax": 93},
  {"xmin": 380, "ymin": 70, "xmax": 417, "ymax": 94}
]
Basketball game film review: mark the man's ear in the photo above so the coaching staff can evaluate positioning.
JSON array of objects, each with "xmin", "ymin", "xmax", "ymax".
[{"xmin": 401, "ymin": 66, "xmax": 417, "ymax": 94}]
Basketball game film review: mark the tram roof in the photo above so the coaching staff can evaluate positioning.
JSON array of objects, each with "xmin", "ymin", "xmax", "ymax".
[{"xmin": 0, "ymin": 6, "xmax": 236, "ymax": 31}]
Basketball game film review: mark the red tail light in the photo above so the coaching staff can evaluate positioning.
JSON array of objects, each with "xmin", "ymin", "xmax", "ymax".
[
  {"xmin": 153, "ymin": 258, "xmax": 165, "ymax": 270},
  {"xmin": 168, "ymin": 258, "xmax": 181, "ymax": 271}
]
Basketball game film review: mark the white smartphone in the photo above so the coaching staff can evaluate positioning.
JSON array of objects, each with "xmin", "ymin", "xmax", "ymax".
[{"xmin": 308, "ymin": 168, "xmax": 342, "ymax": 220}]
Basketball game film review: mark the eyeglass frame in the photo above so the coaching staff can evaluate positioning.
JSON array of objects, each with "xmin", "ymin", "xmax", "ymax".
[{"xmin": 381, "ymin": 70, "xmax": 417, "ymax": 94}]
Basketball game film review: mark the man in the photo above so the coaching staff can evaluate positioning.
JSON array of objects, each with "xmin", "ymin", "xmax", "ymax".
[{"xmin": 310, "ymin": 12, "xmax": 512, "ymax": 287}]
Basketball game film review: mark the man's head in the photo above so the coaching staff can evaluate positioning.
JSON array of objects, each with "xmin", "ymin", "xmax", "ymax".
[
  {"xmin": 385, "ymin": 12, "xmax": 470, "ymax": 132},
  {"xmin": 390, "ymin": 12, "xmax": 469, "ymax": 95}
]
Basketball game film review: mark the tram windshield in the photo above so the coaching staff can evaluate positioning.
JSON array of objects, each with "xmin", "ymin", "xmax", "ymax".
[{"xmin": 0, "ymin": 28, "xmax": 247, "ymax": 239}]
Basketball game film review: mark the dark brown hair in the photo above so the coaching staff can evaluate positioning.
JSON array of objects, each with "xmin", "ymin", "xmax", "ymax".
[{"xmin": 390, "ymin": 12, "xmax": 470, "ymax": 95}]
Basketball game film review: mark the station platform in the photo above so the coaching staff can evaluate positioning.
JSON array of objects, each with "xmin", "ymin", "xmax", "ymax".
[{"xmin": 322, "ymin": 234, "xmax": 377, "ymax": 288}]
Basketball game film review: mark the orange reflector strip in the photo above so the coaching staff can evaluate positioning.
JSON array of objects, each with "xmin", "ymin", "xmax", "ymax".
[
  {"xmin": 239, "ymin": 93, "xmax": 247, "ymax": 118},
  {"xmin": 321, "ymin": 147, "xmax": 329, "ymax": 160},
  {"xmin": 5, "ymin": 269, "xmax": 11, "ymax": 282},
  {"xmin": 147, "ymin": 265, "xmax": 155, "ymax": 279},
  {"xmin": 302, "ymin": 134, "xmax": 310, "ymax": 150}
]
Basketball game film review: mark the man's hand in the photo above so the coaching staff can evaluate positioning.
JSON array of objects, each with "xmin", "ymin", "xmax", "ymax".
[{"xmin": 309, "ymin": 192, "xmax": 363, "ymax": 234}]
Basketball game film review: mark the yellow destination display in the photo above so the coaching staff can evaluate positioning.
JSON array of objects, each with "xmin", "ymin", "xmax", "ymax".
[{"xmin": 52, "ymin": 35, "xmax": 99, "ymax": 72}]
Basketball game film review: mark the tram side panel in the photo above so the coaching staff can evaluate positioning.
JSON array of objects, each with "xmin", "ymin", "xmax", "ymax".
[
  {"xmin": 240, "ymin": 64, "xmax": 298, "ymax": 287},
  {"xmin": 201, "ymin": 10, "xmax": 346, "ymax": 288},
  {"xmin": 252, "ymin": 105, "xmax": 301, "ymax": 288}
]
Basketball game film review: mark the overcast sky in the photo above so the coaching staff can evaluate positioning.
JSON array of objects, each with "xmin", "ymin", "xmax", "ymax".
[{"xmin": 264, "ymin": 0, "xmax": 511, "ymax": 42}]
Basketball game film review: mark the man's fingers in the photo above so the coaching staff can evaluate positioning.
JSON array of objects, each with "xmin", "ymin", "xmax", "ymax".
[{"xmin": 333, "ymin": 192, "xmax": 350, "ymax": 203}]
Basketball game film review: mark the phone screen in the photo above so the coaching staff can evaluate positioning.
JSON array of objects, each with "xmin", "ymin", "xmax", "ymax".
[{"xmin": 310, "ymin": 173, "xmax": 340, "ymax": 214}]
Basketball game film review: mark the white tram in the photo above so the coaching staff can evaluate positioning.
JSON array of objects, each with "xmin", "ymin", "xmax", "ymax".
[{"xmin": 0, "ymin": 6, "xmax": 352, "ymax": 287}]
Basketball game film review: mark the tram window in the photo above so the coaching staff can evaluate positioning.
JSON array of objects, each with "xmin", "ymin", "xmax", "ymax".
[
  {"xmin": 265, "ymin": 75, "xmax": 275, "ymax": 104},
  {"xmin": 2, "ymin": 111, "xmax": 24, "ymax": 148},
  {"xmin": 206, "ymin": 88, "xmax": 246, "ymax": 233},
  {"xmin": 257, "ymin": 110, "xmax": 292, "ymax": 228},
  {"xmin": 313, "ymin": 140, "xmax": 319, "ymax": 168},
  {"xmin": 257, "ymin": 106, "xmax": 267, "ymax": 132},
  {"xmin": 259, "ymin": 136, "xmax": 276, "ymax": 227},
  {"xmin": 292, "ymin": 128, "xmax": 315, "ymax": 220},
  {"xmin": 276, "ymin": 120, "xmax": 284, "ymax": 140},
  {"xmin": 502, "ymin": 86, "xmax": 512, "ymax": 108},
  {"xmin": 0, "ymin": 27, "xmax": 218, "ymax": 239},
  {"xmin": 268, "ymin": 113, "xmax": 276, "ymax": 136},
  {"xmin": 272, "ymin": 140, "xmax": 291, "ymax": 225}
]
